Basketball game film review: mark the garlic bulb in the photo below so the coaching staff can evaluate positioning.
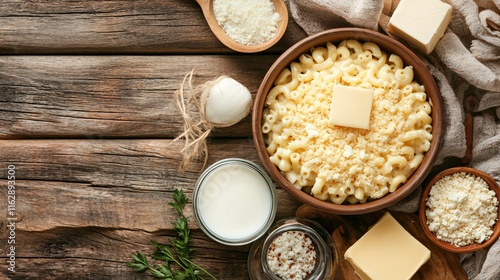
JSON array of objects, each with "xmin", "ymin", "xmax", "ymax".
[
  {"xmin": 175, "ymin": 71, "xmax": 254, "ymax": 171},
  {"xmin": 204, "ymin": 77, "xmax": 252, "ymax": 126}
]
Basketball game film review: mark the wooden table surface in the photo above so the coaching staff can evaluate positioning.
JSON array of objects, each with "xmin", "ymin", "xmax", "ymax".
[
  {"xmin": 0, "ymin": 1, "xmax": 472, "ymax": 280},
  {"xmin": 0, "ymin": 1, "xmax": 310, "ymax": 279}
]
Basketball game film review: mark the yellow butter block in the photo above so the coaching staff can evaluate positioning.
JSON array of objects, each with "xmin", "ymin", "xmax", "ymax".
[
  {"xmin": 344, "ymin": 212, "xmax": 431, "ymax": 280},
  {"xmin": 329, "ymin": 84, "xmax": 374, "ymax": 130},
  {"xmin": 389, "ymin": 0, "xmax": 452, "ymax": 54}
]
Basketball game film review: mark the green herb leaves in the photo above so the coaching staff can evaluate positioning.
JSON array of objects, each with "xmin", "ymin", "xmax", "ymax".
[{"xmin": 126, "ymin": 189, "xmax": 216, "ymax": 280}]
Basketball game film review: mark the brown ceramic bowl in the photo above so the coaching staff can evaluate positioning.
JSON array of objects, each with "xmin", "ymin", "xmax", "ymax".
[
  {"xmin": 252, "ymin": 28, "xmax": 443, "ymax": 215},
  {"xmin": 419, "ymin": 167, "xmax": 500, "ymax": 253}
]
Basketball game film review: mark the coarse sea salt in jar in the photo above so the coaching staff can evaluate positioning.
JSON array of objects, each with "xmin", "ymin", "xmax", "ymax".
[
  {"xmin": 193, "ymin": 158, "xmax": 278, "ymax": 246},
  {"xmin": 247, "ymin": 217, "xmax": 339, "ymax": 280}
]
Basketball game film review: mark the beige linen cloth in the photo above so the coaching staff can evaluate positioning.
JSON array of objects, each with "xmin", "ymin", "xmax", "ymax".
[{"xmin": 288, "ymin": 0, "xmax": 500, "ymax": 278}]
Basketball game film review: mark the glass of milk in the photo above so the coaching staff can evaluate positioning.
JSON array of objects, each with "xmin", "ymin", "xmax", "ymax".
[{"xmin": 193, "ymin": 158, "xmax": 278, "ymax": 246}]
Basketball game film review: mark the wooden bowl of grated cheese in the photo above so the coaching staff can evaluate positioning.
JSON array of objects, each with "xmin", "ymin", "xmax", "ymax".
[
  {"xmin": 252, "ymin": 28, "xmax": 444, "ymax": 215},
  {"xmin": 419, "ymin": 167, "xmax": 500, "ymax": 253}
]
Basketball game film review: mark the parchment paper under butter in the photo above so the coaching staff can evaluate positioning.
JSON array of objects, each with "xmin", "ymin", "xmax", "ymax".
[{"xmin": 288, "ymin": 0, "xmax": 500, "ymax": 278}]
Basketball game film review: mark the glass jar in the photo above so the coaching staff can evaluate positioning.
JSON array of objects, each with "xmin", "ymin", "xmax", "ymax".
[
  {"xmin": 248, "ymin": 217, "xmax": 339, "ymax": 280},
  {"xmin": 193, "ymin": 158, "xmax": 278, "ymax": 246}
]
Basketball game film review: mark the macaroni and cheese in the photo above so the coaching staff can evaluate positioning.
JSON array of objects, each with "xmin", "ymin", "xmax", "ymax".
[{"xmin": 262, "ymin": 39, "xmax": 433, "ymax": 204}]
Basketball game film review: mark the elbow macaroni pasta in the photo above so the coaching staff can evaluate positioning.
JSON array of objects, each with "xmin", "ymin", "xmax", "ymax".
[{"xmin": 262, "ymin": 40, "xmax": 433, "ymax": 204}]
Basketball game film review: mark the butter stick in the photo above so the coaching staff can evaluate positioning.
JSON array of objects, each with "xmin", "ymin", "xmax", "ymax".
[
  {"xmin": 344, "ymin": 212, "xmax": 431, "ymax": 280},
  {"xmin": 389, "ymin": 0, "xmax": 452, "ymax": 54}
]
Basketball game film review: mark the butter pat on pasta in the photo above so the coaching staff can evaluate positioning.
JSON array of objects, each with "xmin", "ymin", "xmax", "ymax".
[
  {"xmin": 344, "ymin": 212, "xmax": 431, "ymax": 280},
  {"xmin": 329, "ymin": 85, "xmax": 374, "ymax": 129}
]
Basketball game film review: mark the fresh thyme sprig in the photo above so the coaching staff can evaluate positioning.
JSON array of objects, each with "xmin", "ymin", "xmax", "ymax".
[{"xmin": 126, "ymin": 189, "xmax": 216, "ymax": 280}]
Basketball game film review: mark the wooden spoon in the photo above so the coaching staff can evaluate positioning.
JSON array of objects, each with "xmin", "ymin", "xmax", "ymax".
[{"xmin": 195, "ymin": 0, "xmax": 289, "ymax": 53}]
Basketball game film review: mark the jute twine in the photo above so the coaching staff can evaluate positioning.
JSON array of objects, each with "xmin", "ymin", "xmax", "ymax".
[{"xmin": 174, "ymin": 69, "xmax": 234, "ymax": 172}]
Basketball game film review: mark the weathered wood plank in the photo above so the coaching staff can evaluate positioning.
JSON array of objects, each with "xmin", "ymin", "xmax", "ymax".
[
  {"xmin": 0, "ymin": 139, "xmax": 302, "ymax": 231},
  {"xmin": 0, "ymin": 179, "xmax": 300, "ymax": 232},
  {"xmin": 0, "ymin": 0, "xmax": 307, "ymax": 54},
  {"xmin": 0, "ymin": 138, "xmax": 257, "ymax": 185},
  {"xmin": 0, "ymin": 228, "xmax": 252, "ymax": 279},
  {"xmin": 0, "ymin": 55, "xmax": 279, "ymax": 139},
  {"xmin": 0, "ymin": 138, "xmax": 300, "ymax": 279}
]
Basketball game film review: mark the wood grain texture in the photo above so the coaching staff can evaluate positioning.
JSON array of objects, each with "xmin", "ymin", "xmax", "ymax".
[
  {"xmin": 0, "ymin": 139, "xmax": 302, "ymax": 231},
  {"xmin": 0, "ymin": 179, "xmax": 300, "ymax": 232},
  {"xmin": 0, "ymin": 228, "xmax": 252, "ymax": 279},
  {"xmin": 0, "ymin": 0, "xmax": 307, "ymax": 54},
  {"xmin": 0, "ymin": 138, "xmax": 302, "ymax": 279},
  {"xmin": 0, "ymin": 55, "xmax": 280, "ymax": 139},
  {"xmin": 0, "ymin": 0, "xmax": 472, "ymax": 278}
]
